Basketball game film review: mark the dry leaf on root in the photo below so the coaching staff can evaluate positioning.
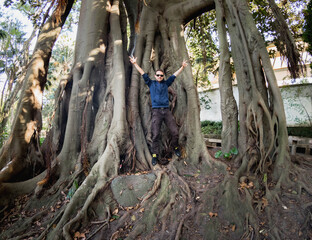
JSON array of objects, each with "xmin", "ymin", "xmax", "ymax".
[
  {"xmin": 112, "ymin": 208, "xmax": 119, "ymax": 215},
  {"xmin": 208, "ymin": 212, "xmax": 218, "ymax": 217},
  {"xmin": 74, "ymin": 231, "xmax": 86, "ymax": 239}
]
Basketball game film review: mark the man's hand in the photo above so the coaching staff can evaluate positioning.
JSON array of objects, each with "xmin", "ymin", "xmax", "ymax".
[
  {"xmin": 129, "ymin": 56, "xmax": 145, "ymax": 75},
  {"xmin": 182, "ymin": 60, "xmax": 188, "ymax": 68},
  {"xmin": 173, "ymin": 60, "xmax": 188, "ymax": 77},
  {"xmin": 129, "ymin": 56, "xmax": 137, "ymax": 64}
]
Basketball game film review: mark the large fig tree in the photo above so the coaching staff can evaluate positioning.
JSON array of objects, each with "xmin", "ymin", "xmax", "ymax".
[{"xmin": 0, "ymin": 0, "xmax": 311, "ymax": 239}]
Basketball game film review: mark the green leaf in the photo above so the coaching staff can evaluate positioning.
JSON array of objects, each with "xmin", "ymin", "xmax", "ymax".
[
  {"xmin": 230, "ymin": 147, "xmax": 238, "ymax": 155},
  {"xmin": 263, "ymin": 173, "xmax": 267, "ymax": 183},
  {"xmin": 74, "ymin": 180, "xmax": 79, "ymax": 190},
  {"xmin": 224, "ymin": 152, "xmax": 231, "ymax": 159},
  {"xmin": 215, "ymin": 151, "xmax": 223, "ymax": 158}
]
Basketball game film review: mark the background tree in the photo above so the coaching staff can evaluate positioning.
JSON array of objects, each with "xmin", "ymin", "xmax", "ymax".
[
  {"xmin": 0, "ymin": 0, "xmax": 75, "ymax": 182},
  {"xmin": 186, "ymin": 11, "xmax": 219, "ymax": 89},
  {"xmin": 250, "ymin": 0, "xmax": 308, "ymax": 79},
  {"xmin": 0, "ymin": 13, "xmax": 28, "ymax": 140},
  {"xmin": 0, "ymin": 0, "xmax": 57, "ymax": 142},
  {"xmin": 0, "ymin": 0, "xmax": 311, "ymax": 239},
  {"xmin": 303, "ymin": 0, "xmax": 312, "ymax": 69}
]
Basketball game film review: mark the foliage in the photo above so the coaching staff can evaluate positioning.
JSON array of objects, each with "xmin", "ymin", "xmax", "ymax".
[
  {"xmin": 4, "ymin": 0, "xmax": 54, "ymax": 28},
  {"xmin": 0, "ymin": 125, "xmax": 9, "ymax": 148},
  {"xmin": 3, "ymin": 0, "xmax": 80, "ymax": 32},
  {"xmin": 185, "ymin": 0, "xmax": 309, "ymax": 92},
  {"xmin": 215, "ymin": 147, "xmax": 238, "ymax": 160},
  {"xmin": 0, "ymin": 29, "xmax": 7, "ymax": 39},
  {"xmin": 303, "ymin": 0, "xmax": 312, "ymax": 69},
  {"xmin": 250, "ymin": 0, "xmax": 308, "ymax": 42},
  {"xmin": 0, "ymin": 14, "xmax": 27, "ymax": 75},
  {"xmin": 42, "ymin": 31, "xmax": 75, "ymax": 132},
  {"xmin": 201, "ymin": 120, "xmax": 222, "ymax": 135},
  {"xmin": 199, "ymin": 94, "xmax": 212, "ymax": 110},
  {"xmin": 250, "ymin": 0, "xmax": 308, "ymax": 80},
  {"xmin": 0, "ymin": 10, "xmax": 28, "ymax": 113},
  {"xmin": 67, "ymin": 179, "xmax": 79, "ymax": 199},
  {"xmin": 287, "ymin": 127, "xmax": 312, "ymax": 138},
  {"xmin": 185, "ymin": 10, "xmax": 219, "ymax": 89}
]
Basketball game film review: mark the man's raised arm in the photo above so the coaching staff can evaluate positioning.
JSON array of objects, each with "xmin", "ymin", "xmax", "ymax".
[
  {"xmin": 129, "ymin": 56, "xmax": 145, "ymax": 75},
  {"xmin": 173, "ymin": 60, "xmax": 188, "ymax": 77}
]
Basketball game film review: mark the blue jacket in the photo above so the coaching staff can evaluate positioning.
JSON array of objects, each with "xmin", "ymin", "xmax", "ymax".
[{"xmin": 142, "ymin": 73, "xmax": 176, "ymax": 108}]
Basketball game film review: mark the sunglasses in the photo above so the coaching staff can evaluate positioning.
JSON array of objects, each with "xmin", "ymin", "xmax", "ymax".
[{"xmin": 156, "ymin": 74, "xmax": 164, "ymax": 77}]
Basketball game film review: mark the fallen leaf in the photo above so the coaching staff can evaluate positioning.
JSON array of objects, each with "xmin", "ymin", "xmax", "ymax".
[
  {"xmin": 74, "ymin": 231, "xmax": 86, "ymax": 239},
  {"xmin": 262, "ymin": 198, "xmax": 268, "ymax": 207},
  {"xmin": 112, "ymin": 208, "xmax": 119, "ymax": 215},
  {"xmin": 125, "ymin": 206, "xmax": 134, "ymax": 211},
  {"xmin": 208, "ymin": 212, "xmax": 218, "ymax": 217},
  {"xmin": 139, "ymin": 208, "xmax": 145, "ymax": 213},
  {"xmin": 231, "ymin": 225, "xmax": 236, "ymax": 231},
  {"xmin": 186, "ymin": 204, "xmax": 192, "ymax": 213},
  {"xmin": 131, "ymin": 215, "xmax": 136, "ymax": 221},
  {"xmin": 239, "ymin": 182, "xmax": 248, "ymax": 189}
]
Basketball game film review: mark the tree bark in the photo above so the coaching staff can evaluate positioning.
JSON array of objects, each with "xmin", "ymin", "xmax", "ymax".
[
  {"xmin": 0, "ymin": 0, "xmax": 75, "ymax": 183},
  {"xmin": 215, "ymin": 0, "xmax": 238, "ymax": 153},
  {"xmin": 0, "ymin": 1, "xmax": 303, "ymax": 240}
]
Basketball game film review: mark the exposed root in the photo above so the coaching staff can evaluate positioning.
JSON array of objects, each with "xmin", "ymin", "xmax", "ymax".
[
  {"xmin": 141, "ymin": 169, "xmax": 164, "ymax": 204},
  {"xmin": 240, "ymin": 214, "xmax": 255, "ymax": 240},
  {"xmin": 37, "ymin": 208, "xmax": 65, "ymax": 240},
  {"xmin": 86, "ymin": 221, "xmax": 109, "ymax": 240},
  {"xmin": 297, "ymin": 181, "xmax": 312, "ymax": 196},
  {"xmin": 62, "ymin": 179, "xmax": 110, "ymax": 239},
  {"xmin": 0, "ymin": 171, "xmax": 45, "ymax": 208},
  {"xmin": 174, "ymin": 208, "xmax": 195, "ymax": 240}
]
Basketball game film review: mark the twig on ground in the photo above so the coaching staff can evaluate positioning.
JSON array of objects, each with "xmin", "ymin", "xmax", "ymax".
[{"xmin": 87, "ymin": 221, "xmax": 108, "ymax": 240}]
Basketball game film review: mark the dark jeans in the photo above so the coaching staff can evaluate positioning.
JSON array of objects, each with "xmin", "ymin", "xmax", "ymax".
[{"xmin": 151, "ymin": 108, "xmax": 179, "ymax": 155}]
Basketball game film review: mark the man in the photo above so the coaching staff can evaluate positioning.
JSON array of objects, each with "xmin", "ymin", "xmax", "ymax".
[{"xmin": 129, "ymin": 56, "xmax": 188, "ymax": 166}]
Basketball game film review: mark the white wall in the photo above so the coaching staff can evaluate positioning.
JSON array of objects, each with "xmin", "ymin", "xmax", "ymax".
[{"xmin": 199, "ymin": 82, "xmax": 312, "ymax": 127}]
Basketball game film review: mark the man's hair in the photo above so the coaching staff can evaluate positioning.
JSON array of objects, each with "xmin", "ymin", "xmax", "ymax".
[{"xmin": 155, "ymin": 69, "xmax": 164, "ymax": 74}]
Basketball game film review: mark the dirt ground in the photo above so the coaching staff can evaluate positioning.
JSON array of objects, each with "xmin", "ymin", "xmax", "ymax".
[{"xmin": 1, "ymin": 147, "xmax": 312, "ymax": 239}]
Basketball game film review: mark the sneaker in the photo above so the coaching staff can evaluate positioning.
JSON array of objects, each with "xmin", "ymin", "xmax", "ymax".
[
  {"xmin": 174, "ymin": 147, "xmax": 181, "ymax": 157},
  {"xmin": 152, "ymin": 154, "xmax": 158, "ymax": 166}
]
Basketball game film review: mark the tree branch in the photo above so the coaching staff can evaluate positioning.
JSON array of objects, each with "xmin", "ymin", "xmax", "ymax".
[{"xmin": 164, "ymin": 0, "xmax": 215, "ymax": 24}]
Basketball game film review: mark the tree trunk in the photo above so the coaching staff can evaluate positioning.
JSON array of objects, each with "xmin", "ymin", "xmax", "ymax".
[
  {"xmin": 1, "ymin": 1, "xmax": 310, "ymax": 240},
  {"xmin": 215, "ymin": 0, "xmax": 238, "ymax": 153},
  {"xmin": 0, "ymin": 0, "xmax": 75, "ymax": 183},
  {"xmin": 267, "ymin": 0, "xmax": 304, "ymax": 80}
]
